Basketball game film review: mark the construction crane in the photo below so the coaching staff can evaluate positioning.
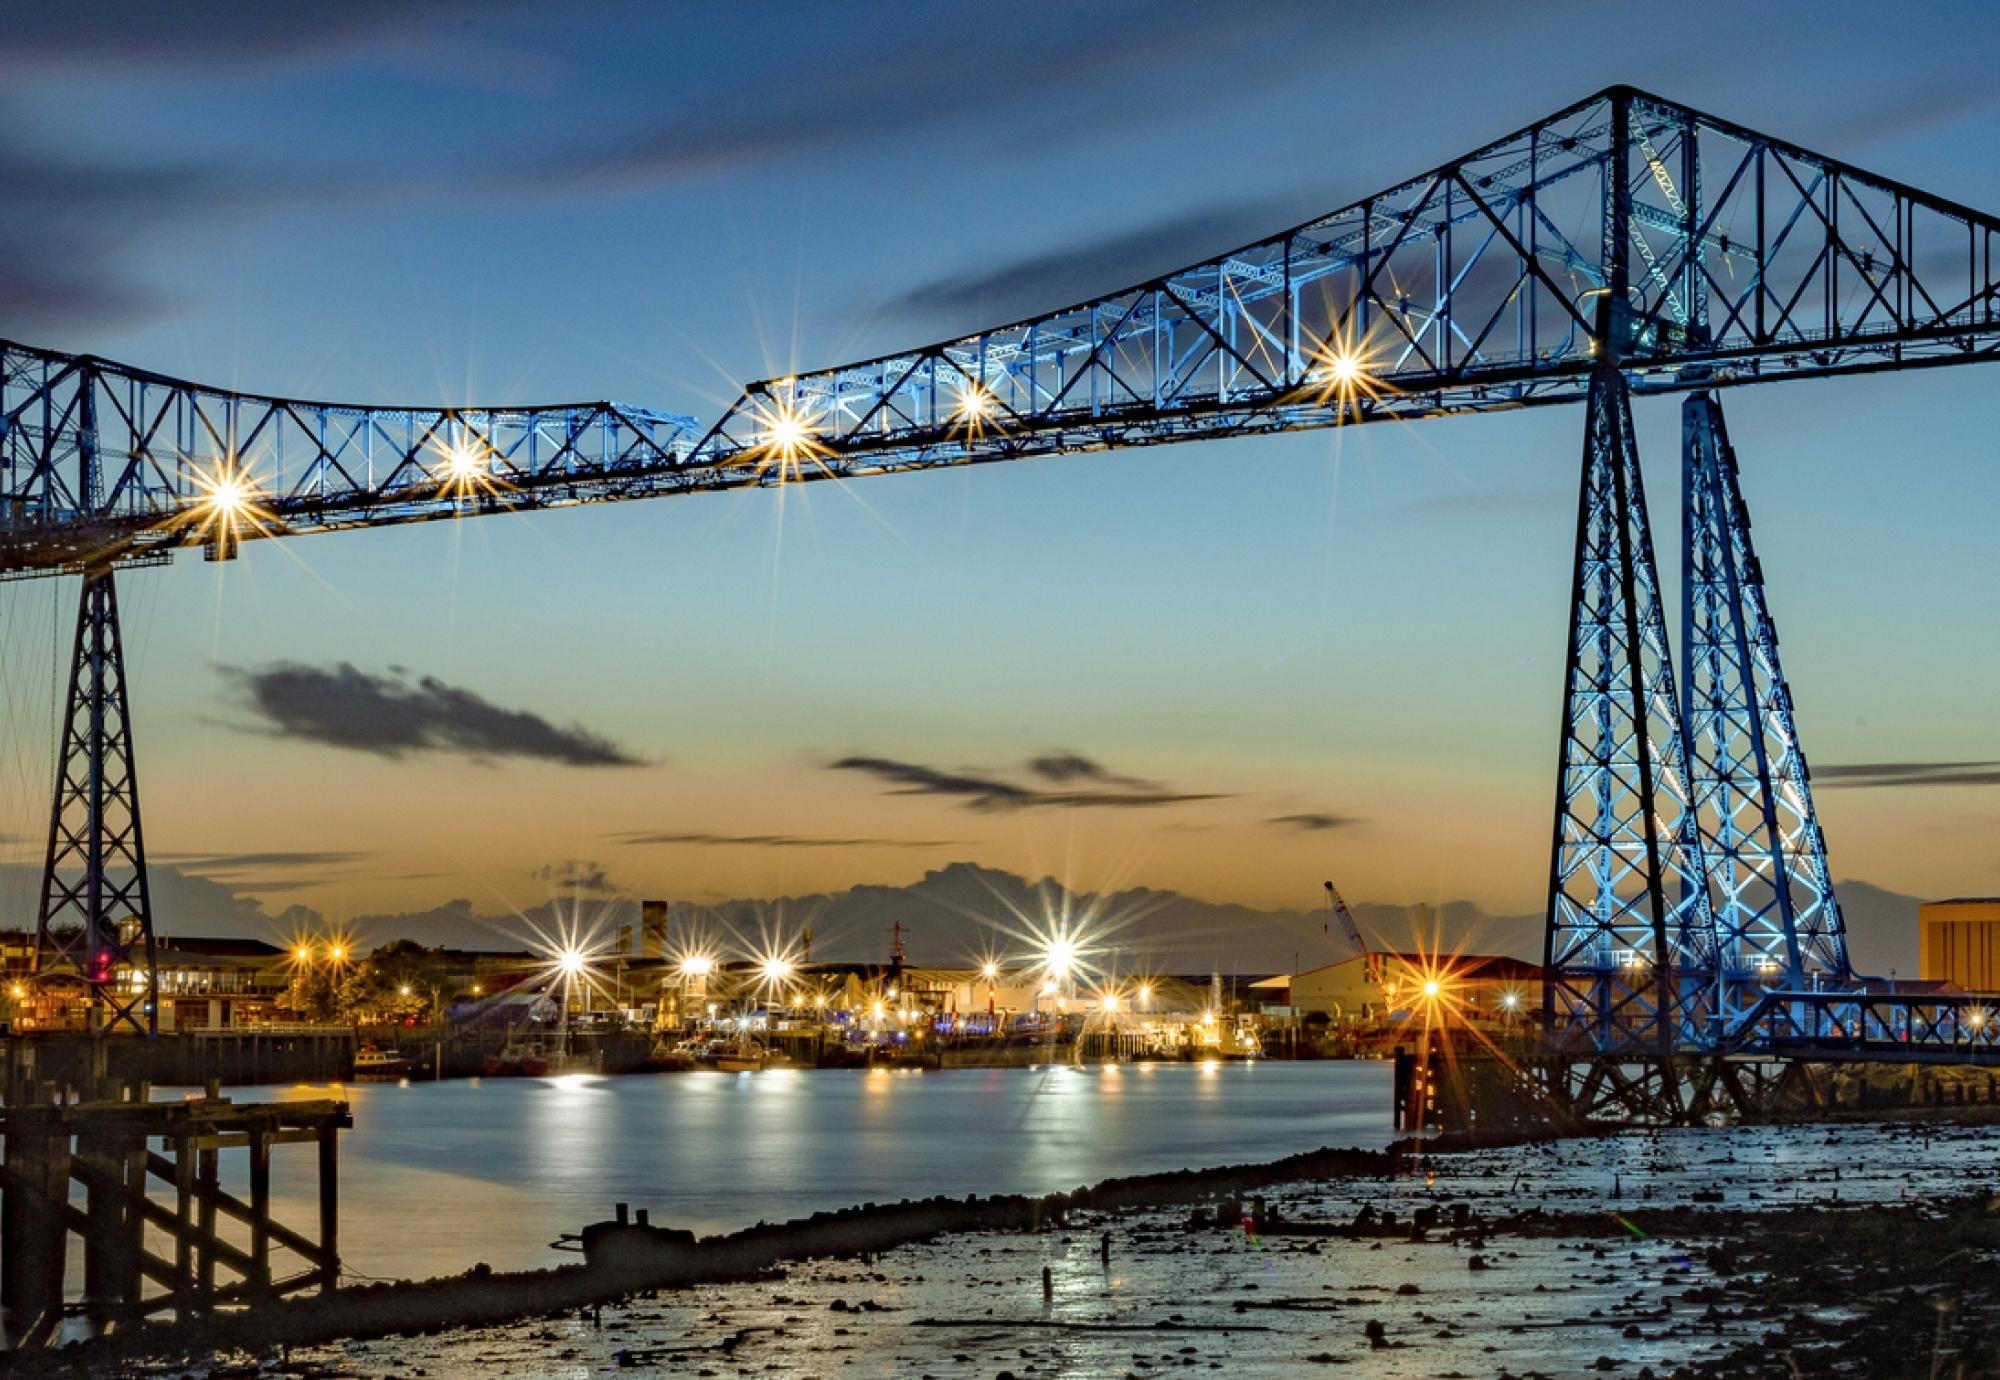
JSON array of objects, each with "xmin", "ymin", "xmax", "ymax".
[
  {"xmin": 1321, "ymin": 880, "xmax": 1382, "ymax": 987},
  {"xmin": 1322, "ymin": 880, "xmax": 1366, "ymax": 957}
]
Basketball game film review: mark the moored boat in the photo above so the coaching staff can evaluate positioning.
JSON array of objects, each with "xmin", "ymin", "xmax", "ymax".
[
  {"xmin": 353, "ymin": 1045, "xmax": 410, "ymax": 1079},
  {"xmin": 483, "ymin": 1032, "xmax": 552, "ymax": 1077},
  {"xmin": 713, "ymin": 1039, "xmax": 767, "ymax": 1072},
  {"xmin": 648, "ymin": 1036, "xmax": 702, "ymax": 1072}
]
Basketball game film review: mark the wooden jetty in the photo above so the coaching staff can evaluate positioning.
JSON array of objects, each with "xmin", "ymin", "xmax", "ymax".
[{"xmin": 0, "ymin": 1087, "xmax": 349, "ymax": 1348}]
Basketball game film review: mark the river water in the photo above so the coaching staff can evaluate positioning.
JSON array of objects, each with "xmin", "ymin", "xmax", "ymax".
[{"xmin": 228, "ymin": 1061, "xmax": 1393, "ymax": 1283}]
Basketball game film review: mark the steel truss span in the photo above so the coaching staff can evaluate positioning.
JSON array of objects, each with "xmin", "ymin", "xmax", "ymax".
[
  {"xmin": 6, "ymin": 86, "xmax": 1998, "ymax": 1061},
  {"xmin": 0, "ymin": 86, "xmax": 1996, "ymax": 579}
]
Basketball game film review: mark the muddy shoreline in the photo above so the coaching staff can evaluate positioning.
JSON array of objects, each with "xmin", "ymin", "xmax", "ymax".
[
  {"xmin": 0, "ymin": 1132, "xmax": 1501, "ymax": 1375},
  {"xmin": 13, "ymin": 1119, "xmax": 2000, "ymax": 1377}
]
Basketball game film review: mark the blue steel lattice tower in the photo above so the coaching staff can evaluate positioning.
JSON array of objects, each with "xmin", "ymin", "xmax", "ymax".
[
  {"xmin": 1543, "ymin": 364, "xmax": 1716, "ymax": 1055},
  {"xmin": 32, "ymin": 568, "xmax": 159, "ymax": 1035},
  {"xmin": 1680, "ymin": 392, "xmax": 1849, "ymax": 1023}
]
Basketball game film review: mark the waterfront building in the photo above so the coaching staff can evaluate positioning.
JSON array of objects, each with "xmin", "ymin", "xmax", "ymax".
[
  {"xmin": 1256, "ymin": 951, "xmax": 1542, "ymax": 1026},
  {"xmin": 1919, "ymin": 898, "xmax": 2000, "ymax": 991}
]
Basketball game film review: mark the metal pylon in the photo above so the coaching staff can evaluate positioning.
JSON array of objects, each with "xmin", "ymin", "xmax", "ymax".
[
  {"xmin": 1680, "ymin": 391, "xmax": 1848, "ymax": 1026},
  {"xmin": 32, "ymin": 565, "xmax": 158, "ymax": 1035},
  {"xmin": 1543, "ymin": 364, "xmax": 1715, "ymax": 1057}
]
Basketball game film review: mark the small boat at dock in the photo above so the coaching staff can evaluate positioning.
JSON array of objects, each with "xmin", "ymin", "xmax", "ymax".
[
  {"xmin": 482, "ymin": 1032, "xmax": 551, "ymax": 1077},
  {"xmin": 713, "ymin": 1039, "xmax": 769, "ymax": 1072},
  {"xmin": 352, "ymin": 1045, "xmax": 410, "ymax": 1080}
]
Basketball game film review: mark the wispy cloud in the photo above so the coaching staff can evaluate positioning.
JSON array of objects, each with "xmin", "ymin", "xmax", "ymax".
[
  {"xmin": 829, "ymin": 754, "xmax": 1223, "ymax": 812},
  {"xmin": 533, "ymin": 13, "xmax": 1320, "ymax": 196},
  {"xmin": 159, "ymin": 849, "xmax": 372, "ymax": 871},
  {"xmin": 1816, "ymin": 760, "xmax": 2000, "ymax": 789},
  {"xmin": 0, "ymin": 4, "xmax": 472, "ymax": 74},
  {"xmin": 878, "ymin": 195, "xmax": 1316, "ymax": 333},
  {"xmin": 1023, "ymin": 751, "xmax": 1158, "ymax": 791},
  {"xmin": 225, "ymin": 661, "xmax": 645, "ymax": 767},
  {"xmin": 534, "ymin": 860, "xmax": 621, "ymax": 895},
  {"xmin": 613, "ymin": 830, "xmax": 964, "ymax": 850},
  {"xmin": 1265, "ymin": 813, "xmax": 1357, "ymax": 832}
]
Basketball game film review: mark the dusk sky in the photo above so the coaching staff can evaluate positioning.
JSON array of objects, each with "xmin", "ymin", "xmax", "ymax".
[{"xmin": 0, "ymin": 2, "xmax": 1995, "ymax": 970}]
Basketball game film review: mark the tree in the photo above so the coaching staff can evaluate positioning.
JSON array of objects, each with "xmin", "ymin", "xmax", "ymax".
[
  {"xmin": 337, "ymin": 940, "xmax": 448, "ymax": 1023},
  {"xmin": 285, "ymin": 966, "xmax": 340, "ymax": 1022}
]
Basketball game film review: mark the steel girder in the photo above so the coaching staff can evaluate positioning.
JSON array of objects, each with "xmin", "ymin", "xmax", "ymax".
[
  {"xmin": 0, "ymin": 87, "xmax": 1995, "ymax": 577},
  {"xmin": 1730, "ymin": 988, "xmax": 2000, "ymax": 1064},
  {"xmin": 0, "ymin": 353, "xmax": 700, "ymax": 577},
  {"xmin": 1681, "ymin": 391, "xmax": 1849, "ymax": 1017},
  {"xmin": 32, "ymin": 566, "xmax": 157, "ymax": 1035}
]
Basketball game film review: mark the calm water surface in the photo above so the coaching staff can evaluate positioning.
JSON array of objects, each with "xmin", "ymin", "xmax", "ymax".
[{"xmin": 232, "ymin": 1061, "xmax": 1391, "ymax": 1281}]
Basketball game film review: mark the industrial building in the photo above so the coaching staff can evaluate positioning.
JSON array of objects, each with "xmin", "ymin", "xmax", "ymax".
[
  {"xmin": 1919, "ymin": 898, "xmax": 2000, "ymax": 992},
  {"xmin": 1251, "ymin": 951, "xmax": 1542, "ymax": 1025}
]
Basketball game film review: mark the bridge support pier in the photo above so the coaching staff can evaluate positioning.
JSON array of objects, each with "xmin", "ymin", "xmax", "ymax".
[
  {"xmin": 1543, "ymin": 372, "xmax": 1864, "ymax": 1077},
  {"xmin": 1543, "ymin": 364, "xmax": 1714, "ymax": 1068},
  {"xmin": 30, "ymin": 566, "xmax": 158, "ymax": 1035},
  {"xmin": 1680, "ymin": 390, "xmax": 1849, "ymax": 1021}
]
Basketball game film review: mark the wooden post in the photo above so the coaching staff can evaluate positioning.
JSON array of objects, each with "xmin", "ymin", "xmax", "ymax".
[
  {"xmin": 121, "ymin": 1140, "xmax": 148, "ymax": 1310},
  {"xmin": 317, "ymin": 1121, "xmax": 339, "ymax": 1293},
  {"xmin": 80, "ymin": 1132, "xmax": 118, "ymax": 1327},
  {"xmin": 195, "ymin": 1145, "xmax": 218, "ymax": 1299},
  {"xmin": 248, "ymin": 1124, "xmax": 271, "ymax": 1293},
  {"xmin": 2, "ymin": 1112, "xmax": 69, "ymax": 1347},
  {"xmin": 173, "ymin": 1129, "xmax": 195, "ymax": 1313}
]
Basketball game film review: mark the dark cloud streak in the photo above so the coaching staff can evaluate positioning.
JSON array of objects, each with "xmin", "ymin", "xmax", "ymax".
[
  {"xmin": 614, "ymin": 831, "xmax": 964, "ymax": 850},
  {"xmin": 227, "ymin": 662, "xmax": 644, "ymax": 767},
  {"xmin": 0, "ymin": 3, "xmax": 488, "ymax": 73},
  {"xmin": 158, "ymin": 849, "xmax": 372, "ymax": 871},
  {"xmin": 829, "ymin": 755, "xmax": 1223, "ymax": 812},
  {"xmin": 534, "ymin": 860, "xmax": 621, "ymax": 895},
  {"xmin": 878, "ymin": 196, "xmax": 1318, "ymax": 334},
  {"xmin": 1265, "ymin": 813, "xmax": 1357, "ymax": 832},
  {"xmin": 1816, "ymin": 760, "xmax": 2000, "ymax": 789},
  {"xmin": 1023, "ymin": 751, "xmax": 1157, "ymax": 791}
]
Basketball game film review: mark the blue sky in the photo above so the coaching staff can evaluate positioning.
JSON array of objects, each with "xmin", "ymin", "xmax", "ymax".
[{"xmin": 0, "ymin": 1, "xmax": 1995, "ymax": 969}]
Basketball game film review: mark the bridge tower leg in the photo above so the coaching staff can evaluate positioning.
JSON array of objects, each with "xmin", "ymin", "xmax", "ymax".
[
  {"xmin": 31, "ymin": 566, "xmax": 158, "ymax": 1036},
  {"xmin": 1542, "ymin": 364, "xmax": 1715, "ymax": 1092},
  {"xmin": 1680, "ymin": 390, "xmax": 1849, "ymax": 1031}
]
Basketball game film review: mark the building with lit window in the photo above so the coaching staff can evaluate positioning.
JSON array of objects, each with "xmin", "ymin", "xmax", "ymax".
[{"xmin": 1254, "ymin": 951, "xmax": 1542, "ymax": 1025}]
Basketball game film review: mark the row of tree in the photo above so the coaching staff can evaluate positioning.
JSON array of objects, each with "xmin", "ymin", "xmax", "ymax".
[{"xmin": 285, "ymin": 939, "xmax": 452, "ymax": 1023}]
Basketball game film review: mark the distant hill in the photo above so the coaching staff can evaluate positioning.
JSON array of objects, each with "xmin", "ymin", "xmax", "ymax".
[
  {"xmin": 683, "ymin": 861, "xmax": 1541, "ymax": 975},
  {"xmin": 0, "ymin": 857, "xmax": 1920, "ymax": 977}
]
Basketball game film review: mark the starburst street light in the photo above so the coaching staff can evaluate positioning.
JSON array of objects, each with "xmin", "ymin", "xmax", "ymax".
[
  {"xmin": 758, "ymin": 956, "xmax": 795, "ymax": 997},
  {"xmin": 183, "ymin": 456, "xmax": 276, "ymax": 557},
  {"xmin": 746, "ymin": 390, "xmax": 832, "ymax": 481},
  {"xmin": 950, "ymin": 381, "xmax": 1002, "ymax": 438},
  {"xmin": 429, "ymin": 430, "xmax": 511, "ymax": 503},
  {"xmin": 1306, "ymin": 327, "xmax": 1393, "ymax": 419},
  {"xmin": 1044, "ymin": 936, "xmax": 1076, "ymax": 982}
]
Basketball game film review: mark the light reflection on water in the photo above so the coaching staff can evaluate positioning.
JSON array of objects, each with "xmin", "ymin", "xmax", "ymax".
[{"xmin": 246, "ymin": 1061, "xmax": 1391, "ymax": 1281}]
